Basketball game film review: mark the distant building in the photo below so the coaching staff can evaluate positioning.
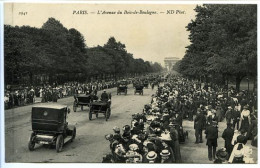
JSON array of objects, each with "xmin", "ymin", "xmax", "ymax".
[{"xmin": 164, "ymin": 57, "xmax": 180, "ymax": 71}]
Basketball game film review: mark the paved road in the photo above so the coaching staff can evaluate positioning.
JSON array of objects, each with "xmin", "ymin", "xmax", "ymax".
[
  {"xmin": 5, "ymin": 85, "xmax": 156, "ymax": 162},
  {"xmin": 5, "ymin": 84, "xmax": 257, "ymax": 163}
]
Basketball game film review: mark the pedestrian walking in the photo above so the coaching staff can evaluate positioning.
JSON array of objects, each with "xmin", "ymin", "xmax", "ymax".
[
  {"xmin": 240, "ymin": 105, "xmax": 251, "ymax": 133},
  {"xmin": 222, "ymin": 123, "xmax": 234, "ymax": 158},
  {"xmin": 225, "ymin": 106, "xmax": 233, "ymax": 124},
  {"xmin": 205, "ymin": 121, "xmax": 218, "ymax": 161},
  {"xmin": 194, "ymin": 108, "xmax": 206, "ymax": 143}
]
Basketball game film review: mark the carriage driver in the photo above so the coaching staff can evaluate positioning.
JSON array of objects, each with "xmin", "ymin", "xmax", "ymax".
[{"xmin": 101, "ymin": 89, "xmax": 109, "ymax": 102}]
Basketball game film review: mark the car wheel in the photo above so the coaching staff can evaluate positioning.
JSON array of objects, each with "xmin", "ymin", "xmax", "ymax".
[
  {"xmin": 105, "ymin": 109, "xmax": 110, "ymax": 121},
  {"xmin": 108, "ymin": 108, "xmax": 111, "ymax": 118},
  {"xmin": 73, "ymin": 101, "xmax": 77, "ymax": 112},
  {"xmin": 96, "ymin": 113, "xmax": 99, "ymax": 118},
  {"xmin": 56, "ymin": 134, "xmax": 64, "ymax": 153},
  {"xmin": 71, "ymin": 127, "xmax": 76, "ymax": 142},
  {"xmin": 28, "ymin": 133, "xmax": 35, "ymax": 151},
  {"xmin": 89, "ymin": 111, "xmax": 92, "ymax": 120}
]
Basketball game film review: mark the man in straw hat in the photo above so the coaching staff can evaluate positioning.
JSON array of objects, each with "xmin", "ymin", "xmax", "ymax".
[
  {"xmin": 160, "ymin": 149, "xmax": 173, "ymax": 163},
  {"xmin": 143, "ymin": 151, "xmax": 158, "ymax": 163}
]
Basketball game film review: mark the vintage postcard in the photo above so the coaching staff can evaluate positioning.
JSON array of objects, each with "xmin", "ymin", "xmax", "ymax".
[{"xmin": 1, "ymin": 1, "xmax": 258, "ymax": 167}]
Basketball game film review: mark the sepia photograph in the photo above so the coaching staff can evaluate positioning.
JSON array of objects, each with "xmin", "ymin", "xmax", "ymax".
[{"xmin": 1, "ymin": 1, "xmax": 258, "ymax": 166}]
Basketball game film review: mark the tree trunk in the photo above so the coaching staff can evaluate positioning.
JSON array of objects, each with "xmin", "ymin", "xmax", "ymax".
[
  {"xmin": 253, "ymin": 75, "xmax": 257, "ymax": 92},
  {"xmin": 235, "ymin": 76, "xmax": 243, "ymax": 92}
]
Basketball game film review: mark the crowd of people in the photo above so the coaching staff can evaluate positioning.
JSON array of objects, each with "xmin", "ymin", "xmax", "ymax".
[
  {"xmin": 103, "ymin": 74, "xmax": 257, "ymax": 164},
  {"xmin": 4, "ymin": 79, "xmax": 128, "ymax": 109}
]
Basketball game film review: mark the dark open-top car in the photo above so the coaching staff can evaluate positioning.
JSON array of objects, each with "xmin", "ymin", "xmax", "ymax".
[
  {"xmin": 117, "ymin": 80, "xmax": 128, "ymax": 95},
  {"xmin": 134, "ymin": 85, "xmax": 144, "ymax": 95},
  {"xmin": 89, "ymin": 100, "xmax": 111, "ymax": 121},
  {"xmin": 73, "ymin": 94, "xmax": 98, "ymax": 112},
  {"xmin": 28, "ymin": 104, "xmax": 76, "ymax": 152}
]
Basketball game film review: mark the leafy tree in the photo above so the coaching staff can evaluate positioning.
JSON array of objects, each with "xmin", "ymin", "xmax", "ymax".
[{"xmin": 178, "ymin": 4, "xmax": 257, "ymax": 91}]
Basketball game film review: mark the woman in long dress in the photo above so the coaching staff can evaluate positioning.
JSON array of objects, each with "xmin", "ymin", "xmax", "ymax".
[{"xmin": 240, "ymin": 105, "xmax": 251, "ymax": 133}]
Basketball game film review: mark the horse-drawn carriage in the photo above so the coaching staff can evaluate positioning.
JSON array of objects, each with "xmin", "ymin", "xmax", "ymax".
[
  {"xmin": 73, "ymin": 94, "xmax": 98, "ymax": 112},
  {"xmin": 89, "ymin": 100, "xmax": 111, "ymax": 121},
  {"xmin": 134, "ymin": 85, "xmax": 144, "ymax": 95},
  {"xmin": 117, "ymin": 80, "xmax": 128, "ymax": 95}
]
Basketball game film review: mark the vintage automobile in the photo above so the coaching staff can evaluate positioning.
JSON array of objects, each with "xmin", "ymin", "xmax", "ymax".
[
  {"xmin": 143, "ymin": 80, "xmax": 149, "ymax": 88},
  {"xmin": 89, "ymin": 100, "xmax": 111, "ymax": 121},
  {"xmin": 134, "ymin": 85, "xmax": 144, "ymax": 95},
  {"xmin": 73, "ymin": 94, "xmax": 98, "ymax": 112},
  {"xmin": 28, "ymin": 104, "xmax": 76, "ymax": 152},
  {"xmin": 117, "ymin": 80, "xmax": 128, "ymax": 95}
]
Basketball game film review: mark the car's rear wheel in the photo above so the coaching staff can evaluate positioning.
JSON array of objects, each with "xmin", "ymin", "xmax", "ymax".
[
  {"xmin": 56, "ymin": 135, "xmax": 64, "ymax": 153},
  {"xmin": 28, "ymin": 133, "xmax": 35, "ymax": 151},
  {"xmin": 105, "ymin": 108, "xmax": 110, "ymax": 121},
  {"xmin": 89, "ymin": 111, "xmax": 92, "ymax": 120},
  {"xmin": 71, "ymin": 127, "xmax": 76, "ymax": 142},
  {"xmin": 73, "ymin": 101, "xmax": 77, "ymax": 112}
]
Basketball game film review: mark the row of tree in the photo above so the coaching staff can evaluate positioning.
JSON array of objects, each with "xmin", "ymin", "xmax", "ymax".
[
  {"xmin": 174, "ymin": 5, "xmax": 257, "ymax": 91},
  {"xmin": 4, "ymin": 18, "xmax": 163, "ymax": 85}
]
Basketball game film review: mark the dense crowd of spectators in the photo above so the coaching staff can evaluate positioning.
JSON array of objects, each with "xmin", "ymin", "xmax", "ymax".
[
  {"xmin": 103, "ymin": 74, "xmax": 257, "ymax": 163},
  {"xmin": 4, "ymin": 79, "xmax": 130, "ymax": 109}
]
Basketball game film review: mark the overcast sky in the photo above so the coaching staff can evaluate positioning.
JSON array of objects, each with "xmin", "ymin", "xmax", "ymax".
[{"xmin": 4, "ymin": 3, "xmax": 197, "ymax": 66}]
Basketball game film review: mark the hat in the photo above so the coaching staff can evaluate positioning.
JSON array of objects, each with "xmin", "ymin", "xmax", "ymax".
[
  {"xmin": 143, "ymin": 140, "xmax": 151, "ymax": 147},
  {"xmin": 129, "ymin": 144, "xmax": 139, "ymax": 151},
  {"xmin": 216, "ymin": 148, "xmax": 228, "ymax": 161},
  {"xmin": 105, "ymin": 134, "xmax": 113, "ymax": 140},
  {"xmin": 146, "ymin": 151, "xmax": 157, "ymax": 160},
  {"xmin": 113, "ymin": 126, "xmax": 120, "ymax": 133},
  {"xmin": 160, "ymin": 149, "xmax": 171, "ymax": 156},
  {"xmin": 243, "ymin": 105, "xmax": 249, "ymax": 109},
  {"xmin": 123, "ymin": 125, "xmax": 130, "ymax": 132}
]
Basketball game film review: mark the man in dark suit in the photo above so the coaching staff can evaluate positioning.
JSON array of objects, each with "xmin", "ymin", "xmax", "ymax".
[
  {"xmin": 222, "ymin": 123, "xmax": 234, "ymax": 158},
  {"xmin": 101, "ymin": 90, "xmax": 109, "ymax": 102},
  {"xmin": 232, "ymin": 108, "xmax": 240, "ymax": 130},
  {"xmin": 194, "ymin": 108, "xmax": 206, "ymax": 143},
  {"xmin": 205, "ymin": 121, "xmax": 218, "ymax": 161}
]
